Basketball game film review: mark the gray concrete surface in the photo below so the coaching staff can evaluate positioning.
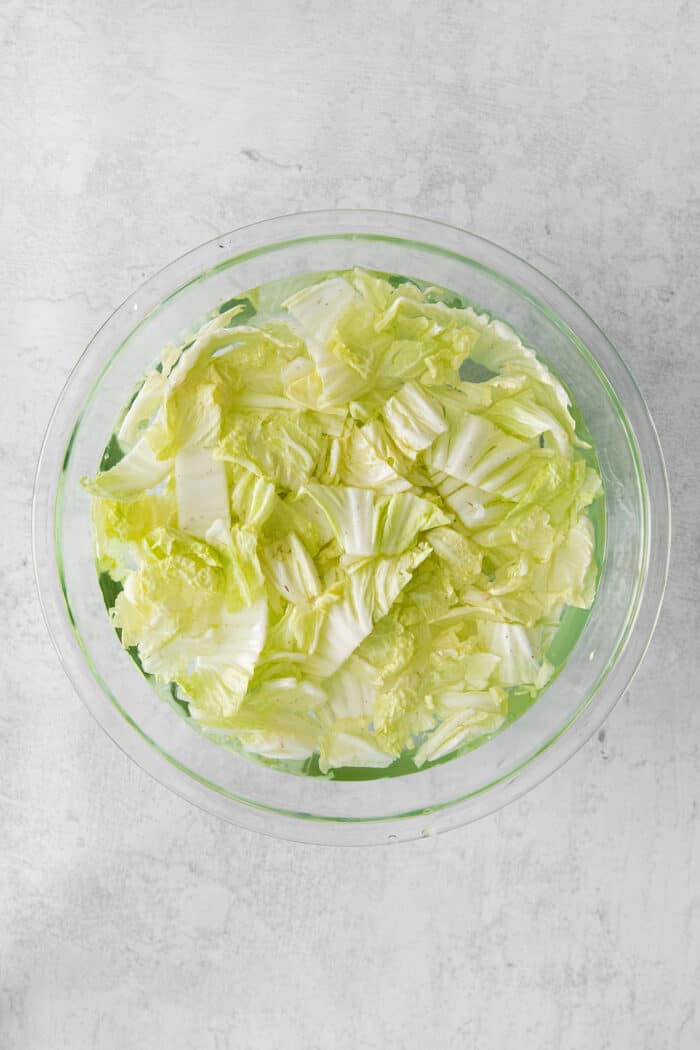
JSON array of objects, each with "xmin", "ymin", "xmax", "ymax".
[{"xmin": 1, "ymin": 1, "xmax": 698, "ymax": 1046}]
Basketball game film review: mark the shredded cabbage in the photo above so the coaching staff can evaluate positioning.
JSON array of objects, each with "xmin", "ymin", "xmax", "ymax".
[{"xmin": 87, "ymin": 269, "xmax": 602, "ymax": 773}]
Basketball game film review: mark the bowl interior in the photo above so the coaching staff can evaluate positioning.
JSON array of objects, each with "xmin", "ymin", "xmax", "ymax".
[{"xmin": 35, "ymin": 212, "xmax": 667, "ymax": 843}]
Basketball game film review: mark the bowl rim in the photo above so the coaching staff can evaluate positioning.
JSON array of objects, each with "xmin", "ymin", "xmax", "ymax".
[{"xmin": 32, "ymin": 208, "xmax": 671, "ymax": 844}]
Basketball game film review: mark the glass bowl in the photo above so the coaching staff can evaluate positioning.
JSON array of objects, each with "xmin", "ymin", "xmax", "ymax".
[{"xmin": 33, "ymin": 210, "xmax": 670, "ymax": 844}]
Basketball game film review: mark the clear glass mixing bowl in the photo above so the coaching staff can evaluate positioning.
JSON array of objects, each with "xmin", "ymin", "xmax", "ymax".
[{"xmin": 33, "ymin": 211, "xmax": 670, "ymax": 844}]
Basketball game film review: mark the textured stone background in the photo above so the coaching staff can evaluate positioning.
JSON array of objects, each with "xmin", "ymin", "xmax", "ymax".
[{"xmin": 1, "ymin": 1, "xmax": 698, "ymax": 1046}]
